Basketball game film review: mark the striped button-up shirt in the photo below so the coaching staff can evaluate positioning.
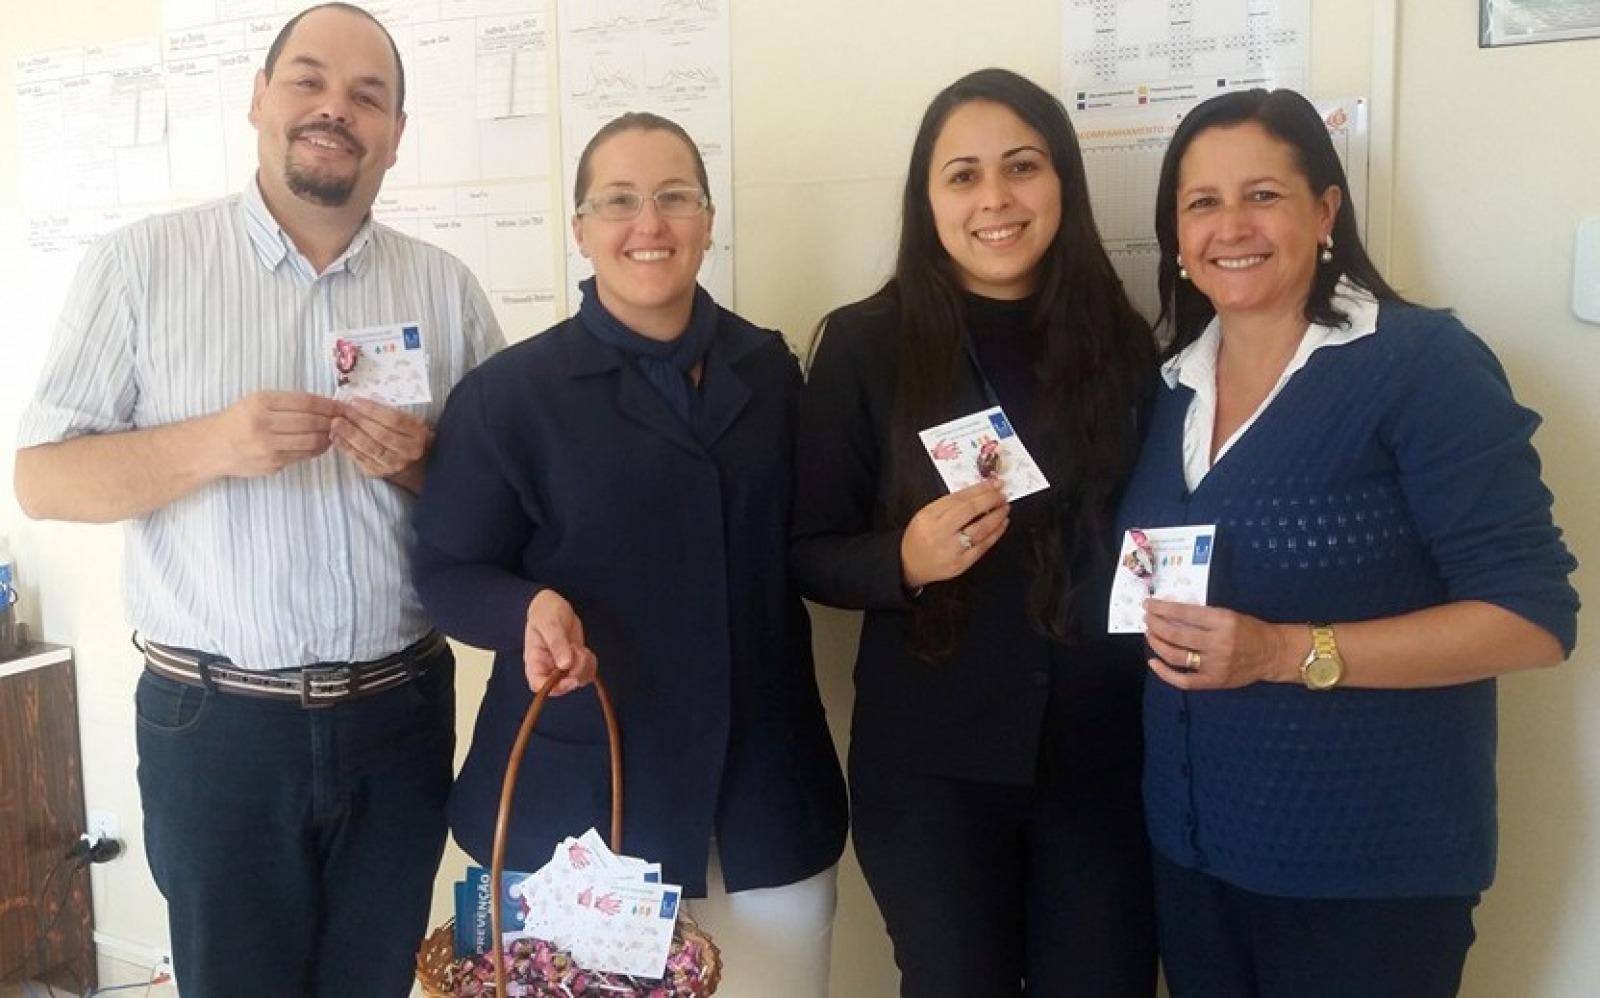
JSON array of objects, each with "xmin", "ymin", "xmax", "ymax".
[{"xmin": 18, "ymin": 179, "xmax": 504, "ymax": 668}]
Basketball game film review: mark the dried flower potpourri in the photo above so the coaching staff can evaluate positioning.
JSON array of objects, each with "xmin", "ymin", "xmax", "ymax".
[{"xmin": 446, "ymin": 933, "xmax": 717, "ymax": 997}]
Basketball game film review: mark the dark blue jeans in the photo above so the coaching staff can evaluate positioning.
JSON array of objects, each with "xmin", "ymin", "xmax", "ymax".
[
  {"xmin": 1153, "ymin": 851, "xmax": 1478, "ymax": 998},
  {"xmin": 135, "ymin": 644, "xmax": 455, "ymax": 997}
]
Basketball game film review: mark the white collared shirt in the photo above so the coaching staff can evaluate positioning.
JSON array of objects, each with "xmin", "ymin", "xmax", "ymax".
[
  {"xmin": 1161, "ymin": 278, "xmax": 1380, "ymax": 492},
  {"xmin": 18, "ymin": 179, "xmax": 504, "ymax": 667}
]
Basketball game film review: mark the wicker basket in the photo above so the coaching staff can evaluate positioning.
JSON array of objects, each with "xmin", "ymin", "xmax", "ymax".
[{"xmin": 416, "ymin": 671, "xmax": 721, "ymax": 996}]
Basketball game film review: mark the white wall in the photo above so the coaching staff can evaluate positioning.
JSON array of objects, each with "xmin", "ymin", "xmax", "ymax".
[
  {"xmin": 0, "ymin": 2, "xmax": 175, "ymax": 983},
  {"xmin": 2, "ymin": 2, "xmax": 1594, "ymax": 995},
  {"xmin": 1385, "ymin": 6, "xmax": 1600, "ymax": 996}
]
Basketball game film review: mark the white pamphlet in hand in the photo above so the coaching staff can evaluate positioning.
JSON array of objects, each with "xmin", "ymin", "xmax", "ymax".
[
  {"xmin": 918, "ymin": 405, "xmax": 1050, "ymax": 501},
  {"xmin": 1107, "ymin": 525, "xmax": 1217, "ymax": 633},
  {"xmin": 328, "ymin": 321, "xmax": 431, "ymax": 406}
]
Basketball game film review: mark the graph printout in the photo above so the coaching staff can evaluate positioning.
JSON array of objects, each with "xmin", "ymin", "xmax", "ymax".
[
  {"xmin": 1062, "ymin": 0, "xmax": 1311, "ymax": 114},
  {"xmin": 13, "ymin": 1, "xmax": 562, "ymax": 345},
  {"xmin": 558, "ymin": 0, "xmax": 734, "ymax": 305}
]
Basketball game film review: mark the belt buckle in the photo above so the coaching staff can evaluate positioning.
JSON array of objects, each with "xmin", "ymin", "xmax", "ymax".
[{"xmin": 299, "ymin": 664, "xmax": 355, "ymax": 709}]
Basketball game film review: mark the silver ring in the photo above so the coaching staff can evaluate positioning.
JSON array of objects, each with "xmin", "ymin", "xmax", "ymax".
[{"xmin": 957, "ymin": 530, "xmax": 974, "ymax": 551}]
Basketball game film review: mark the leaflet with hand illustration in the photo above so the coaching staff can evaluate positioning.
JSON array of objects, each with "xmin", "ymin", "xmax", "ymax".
[{"xmin": 918, "ymin": 405, "xmax": 1049, "ymax": 501}]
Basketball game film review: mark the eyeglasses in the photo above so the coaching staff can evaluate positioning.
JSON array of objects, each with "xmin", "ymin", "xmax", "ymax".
[{"xmin": 577, "ymin": 187, "xmax": 710, "ymax": 221}]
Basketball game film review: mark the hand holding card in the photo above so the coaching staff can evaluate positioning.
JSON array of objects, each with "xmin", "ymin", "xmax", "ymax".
[
  {"xmin": 330, "ymin": 397, "xmax": 432, "ymax": 488},
  {"xmin": 899, "ymin": 479, "xmax": 1010, "ymax": 589}
]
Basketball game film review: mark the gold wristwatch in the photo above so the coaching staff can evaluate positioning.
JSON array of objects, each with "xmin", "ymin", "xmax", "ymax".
[{"xmin": 1300, "ymin": 624, "xmax": 1344, "ymax": 691}]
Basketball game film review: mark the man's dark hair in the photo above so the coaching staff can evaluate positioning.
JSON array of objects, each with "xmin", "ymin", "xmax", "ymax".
[{"xmin": 263, "ymin": 3, "xmax": 406, "ymax": 114}]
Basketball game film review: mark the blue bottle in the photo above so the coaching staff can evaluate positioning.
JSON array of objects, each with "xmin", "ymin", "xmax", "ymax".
[{"xmin": 0, "ymin": 536, "xmax": 20, "ymax": 657}]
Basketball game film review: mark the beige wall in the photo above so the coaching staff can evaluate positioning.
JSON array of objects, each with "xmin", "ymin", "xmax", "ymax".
[
  {"xmin": 1386, "ymin": 6, "xmax": 1600, "ymax": 996},
  {"xmin": 1, "ymin": 2, "xmax": 1594, "ymax": 995}
]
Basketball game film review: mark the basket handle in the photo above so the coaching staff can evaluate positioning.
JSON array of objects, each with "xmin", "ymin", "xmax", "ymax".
[{"xmin": 488, "ymin": 669, "xmax": 624, "ymax": 995}]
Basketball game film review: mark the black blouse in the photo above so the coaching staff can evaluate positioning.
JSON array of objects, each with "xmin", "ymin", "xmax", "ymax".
[{"xmin": 792, "ymin": 293, "xmax": 1144, "ymax": 787}]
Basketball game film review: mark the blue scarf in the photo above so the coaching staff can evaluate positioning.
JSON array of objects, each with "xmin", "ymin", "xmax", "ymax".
[{"xmin": 577, "ymin": 276, "xmax": 718, "ymax": 427}]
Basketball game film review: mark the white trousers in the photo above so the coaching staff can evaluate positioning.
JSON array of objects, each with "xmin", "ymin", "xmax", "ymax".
[{"xmin": 685, "ymin": 849, "xmax": 839, "ymax": 998}]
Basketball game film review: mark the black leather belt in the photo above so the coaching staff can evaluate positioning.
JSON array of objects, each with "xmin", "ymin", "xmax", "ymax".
[{"xmin": 140, "ymin": 631, "xmax": 446, "ymax": 708}]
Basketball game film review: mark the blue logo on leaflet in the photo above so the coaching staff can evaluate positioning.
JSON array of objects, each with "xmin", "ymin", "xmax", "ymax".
[
  {"xmin": 660, "ymin": 890, "xmax": 680, "ymax": 919},
  {"xmin": 403, "ymin": 325, "xmax": 421, "ymax": 349},
  {"xmin": 988, "ymin": 411, "xmax": 1016, "ymax": 439},
  {"xmin": 1192, "ymin": 535, "xmax": 1212, "ymax": 565}
]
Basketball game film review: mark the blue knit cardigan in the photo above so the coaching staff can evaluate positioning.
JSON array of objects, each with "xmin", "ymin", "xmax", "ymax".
[{"xmin": 1116, "ymin": 300, "xmax": 1579, "ymax": 899}]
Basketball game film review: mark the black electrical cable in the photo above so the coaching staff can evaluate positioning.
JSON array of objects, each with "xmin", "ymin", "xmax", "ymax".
[
  {"xmin": 31, "ymin": 858, "xmax": 88, "ymax": 998},
  {"xmin": 36, "ymin": 842, "xmax": 86, "ymax": 998},
  {"xmin": 0, "ymin": 850, "xmax": 75, "ymax": 981},
  {"xmin": 0, "ymin": 847, "xmax": 91, "ymax": 986}
]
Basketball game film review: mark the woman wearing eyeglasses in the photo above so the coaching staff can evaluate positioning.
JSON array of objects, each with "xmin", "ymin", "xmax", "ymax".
[{"xmin": 412, "ymin": 113, "xmax": 848, "ymax": 997}]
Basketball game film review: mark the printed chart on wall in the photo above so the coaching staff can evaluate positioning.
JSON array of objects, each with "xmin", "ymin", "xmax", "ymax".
[
  {"xmin": 1078, "ymin": 98, "xmax": 1368, "ymax": 325},
  {"xmin": 1061, "ymin": 0, "xmax": 1310, "ymax": 113},
  {"xmin": 12, "ymin": 0, "xmax": 564, "ymax": 345},
  {"xmin": 13, "ymin": 39, "xmax": 170, "ymax": 326},
  {"xmin": 557, "ymin": 0, "xmax": 734, "ymax": 306}
]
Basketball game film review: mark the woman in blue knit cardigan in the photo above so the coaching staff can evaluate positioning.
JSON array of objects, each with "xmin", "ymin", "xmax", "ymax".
[{"xmin": 1116, "ymin": 88, "xmax": 1579, "ymax": 997}]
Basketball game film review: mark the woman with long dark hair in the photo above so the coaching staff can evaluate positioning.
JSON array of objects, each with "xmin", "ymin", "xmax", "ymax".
[{"xmin": 793, "ymin": 68, "xmax": 1158, "ymax": 996}]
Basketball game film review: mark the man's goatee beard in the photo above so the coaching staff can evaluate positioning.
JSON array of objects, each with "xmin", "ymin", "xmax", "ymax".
[{"xmin": 286, "ymin": 161, "xmax": 356, "ymax": 207}]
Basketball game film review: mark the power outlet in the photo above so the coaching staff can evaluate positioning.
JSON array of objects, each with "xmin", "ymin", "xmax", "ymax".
[{"xmin": 88, "ymin": 809, "xmax": 121, "ymax": 843}]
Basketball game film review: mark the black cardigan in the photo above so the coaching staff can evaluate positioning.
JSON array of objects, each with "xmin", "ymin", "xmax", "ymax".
[{"xmin": 792, "ymin": 294, "xmax": 1144, "ymax": 787}]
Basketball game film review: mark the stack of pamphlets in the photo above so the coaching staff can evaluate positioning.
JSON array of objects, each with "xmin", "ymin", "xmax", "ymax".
[{"xmin": 453, "ymin": 828, "xmax": 683, "ymax": 979}]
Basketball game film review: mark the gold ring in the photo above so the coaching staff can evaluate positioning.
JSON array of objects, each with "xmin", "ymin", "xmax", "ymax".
[
  {"xmin": 1185, "ymin": 649, "xmax": 1201, "ymax": 670},
  {"xmin": 957, "ymin": 530, "xmax": 974, "ymax": 551}
]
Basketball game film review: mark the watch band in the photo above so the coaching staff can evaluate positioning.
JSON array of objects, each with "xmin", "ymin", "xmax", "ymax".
[{"xmin": 1308, "ymin": 624, "xmax": 1337, "ymax": 659}]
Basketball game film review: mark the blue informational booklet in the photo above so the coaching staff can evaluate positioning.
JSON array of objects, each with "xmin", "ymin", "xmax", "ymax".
[
  {"xmin": 453, "ymin": 866, "xmax": 534, "ymax": 957},
  {"xmin": 452, "ymin": 880, "xmax": 475, "ymax": 956}
]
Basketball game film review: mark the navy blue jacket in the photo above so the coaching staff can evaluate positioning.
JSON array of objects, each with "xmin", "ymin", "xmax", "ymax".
[
  {"xmin": 1117, "ymin": 301, "xmax": 1579, "ymax": 898},
  {"xmin": 413, "ymin": 312, "xmax": 847, "ymax": 896}
]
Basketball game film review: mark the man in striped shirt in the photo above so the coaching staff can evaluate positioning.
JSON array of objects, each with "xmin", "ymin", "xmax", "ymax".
[{"xmin": 13, "ymin": 5, "xmax": 503, "ymax": 995}]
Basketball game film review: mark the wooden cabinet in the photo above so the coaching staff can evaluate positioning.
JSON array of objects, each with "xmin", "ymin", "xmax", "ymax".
[{"xmin": 0, "ymin": 646, "xmax": 95, "ymax": 994}]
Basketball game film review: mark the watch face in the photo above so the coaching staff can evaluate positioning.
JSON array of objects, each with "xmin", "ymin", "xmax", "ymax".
[{"xmin": 1305, "ymin": 656, "xmax": 1343, "ymax": 690}]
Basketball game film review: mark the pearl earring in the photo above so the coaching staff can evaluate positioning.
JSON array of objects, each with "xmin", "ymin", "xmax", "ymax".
[
  {"xmin": 1320, "ymin": 235, "xmax": 1334, "ymax": 264},
  {"xmin": 1177, "ymin": 253, "xmax": 1189, "ymax": 281}
]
